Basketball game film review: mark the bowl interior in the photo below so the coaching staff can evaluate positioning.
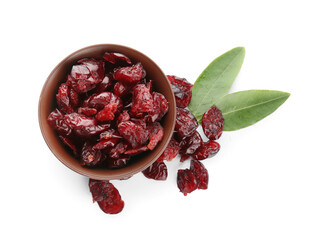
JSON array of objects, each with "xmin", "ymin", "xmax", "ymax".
[{"xmin": 39, "ymin": 44, "xmax": 176, "ymax": 180}]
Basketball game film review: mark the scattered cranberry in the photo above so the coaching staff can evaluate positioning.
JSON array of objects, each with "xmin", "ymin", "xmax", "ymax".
[
  {"xmin": 190, "ymin": 160, "xmax": 208, "ymax": 190},
  {"xmin": 177, "ymin": 169, "xmax": 197, "ymax": 196},
  {"xmin": 89, "ymin": 179, "xmax": 124, "ymax": 214},
  {"xmin": 202, "ymin": 105, "xmax": 224, "ymax": 140},
  {"xmin": 156, "ymin": 137, "xmax": 180, "ymax": 162},
  {"xmin": 192, "ymin": 140, "xmax": 220, "ymax": 160},
  {"xmin": 179, "ymin": 131, "xmax": 203, "ymax": 161},
  {"xmin": 175, "ymin": 108, "xmax": 198, "ymax": 138}
]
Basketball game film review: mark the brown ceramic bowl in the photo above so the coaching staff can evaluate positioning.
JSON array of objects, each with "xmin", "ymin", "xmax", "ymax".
[{"xmin": 39, "ymin": 44, "xmax": 176, "ymax": 180}]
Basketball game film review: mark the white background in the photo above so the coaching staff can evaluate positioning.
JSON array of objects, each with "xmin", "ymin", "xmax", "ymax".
[{"xmin": 1, "ymin": 0, "xmax": 323, "ymax": 239}]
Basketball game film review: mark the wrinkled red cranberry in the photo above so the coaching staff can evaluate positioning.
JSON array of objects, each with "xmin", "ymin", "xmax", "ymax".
[
  {"xmin": 47, "ymin": 109, "xmax": 72, "ymax": 136},
  {"xmin": 156, "ymin": 137, "xmax": 180, "ymax": 162},
  {"xmin": 71, "ymin": 65, "xmax": 90, "ymax": 80},
  {"xmin": 179, "ymin": 131, "xmax": 203, "ymax": 158},
  {"xmin": 118, "ymin": 121, "xmax": 148, "ymax": 148},
  {"xmin": 130, "ymin": 84, "xmax": 153, "ymax": 117},
  {"xmin": 117, "ymin": 110, "xmax": 130, "ymax": 123},
  {"xmin": 148, "ymin": 92, "xmax": 169, "ymax": 122},
  {"xmin": 78, "ymin": 107, "xmax": 97, "ymax": 116},
  {"xmin": 94, "ymin": 75, "xmax": 113, "ymax": 93},
  {"xmin": 89, "ymin": 179, "xmax": 124, "ymax": 214},
  {"xmin": 142, "ymin": 161, "xmax": 168, "ymax": 180},
  {"xmin": 192, "ymin": 140, "xmax": 220, "ymax": 160},
  {"xmin": 106, "ymin": 157, "xmax": 130, "ymax": 169},
  {"xmin": 124, "ymin": 145, "xmax": 149, "ymax": 155},
  {"xmin": 108, "ymin": 141, "xmax": 129, "ymax": 159},
  {"xmin": 87, "ymin": 92, "xmax": 123, "ymax": 112},
  {"xmin": 56, "ymin": 83, "xmax": 73, "ymax": 114},
  {"xmin": 99, "ymin": 129, "xmax": 122, "ymax": 141},
  {"xmin": 81, "ymin": 142, "xmax": 103, "ymax": 166},
  {"xmin": 113, "ymin": 82, "xmax": 131, "ymax": 97},
  {"xmin": 95, "ymin": 103, "xmax": 118, "ymax": 121},
  {"xmin": 113, "ymin": 63, "xmax": 145, "ymax": 85},
  {"xmin": 103, "ymin": 52, "xmax": 132, "ymax": 65},
  {"xmin": 167, "ymin": 75, "xmax": 193, "ymax": 108},
  {"xmin": 93, "ymin": 137, "xmax": 119, "ymax": 150},
  {"xmin": 147, "ymin": 122, "xmax": 164, "ymax": 150},
  {"xmin": 177, "ymin": 169, "xmax": 197, "ymax": 196},
  {"xmin": 190, "ymin": 160, "xmax": 208, "ymax": 189},
  {"xmin": 202, "ymin": 105, "xmax": 224, "ymax": 140},
  {"xmin": 175, "ymin": 108, "xmax": 198, "ymax": 138},
  {"xmin": 78, "ymin": 58, "xmax": 105, "ymax": 83}
]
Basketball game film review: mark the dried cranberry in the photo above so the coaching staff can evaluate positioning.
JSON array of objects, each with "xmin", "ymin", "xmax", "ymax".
[
  {"xmin": 175, "ymin": 108, "xmax": 198, "ymax": 138},
  {"xmin": 124, "ymin": 145, "xmax": 149, "ymax": 155},
  {"xmin": 108, "ymin": 141, "xmax": 129, "ymax": 159},
  {"xmin": 71, "ymin": 65, "xmax": 90, "ymax": 80},
  {"xmin": 95, "ymin": 103, "xmax": 118, "ymax": 121},
  {"xmin": 180, "ymin": 154, "xmax": 190, "ymax": 162},
  {"xmin": 192, "ymin": 140, "xmax": 220, "ymax": 160},
  {"xmin": 106, "ymin": 157, "xmax": 130, "ymax": 169},
  {"xmin": 179, "ymin": 131, "xmax": 203, "ymax": 157},
  {"xmin": 167, "ymin": 75, "xmax": 193, "ymax": 108},
  {"xmin": 93, "ymin": 138, "xmax": 119, "ymax": 150},
  {"xmin": 113, "ymin": 63, "xmax": 144, "ymax": 85},
  {"xmin": 47, "ymin": 109, "xmax": 72, "ymax": 136},
  {"xmin": 148, "ymin": 92, "xmax": 168, "ymax": 122},
  {"xmin": 177, "ymin": 169, "xmax": 197, "ymax": 196},
  {"xmin": 88, "ymin": 92, "xmax": 123, "ymax": 112},
  {"xmin": 142, "ymin": 161, "xmax": 167, "ymax": 180},
  {"xmin": 81, "ymin": 142, "xmax": 103, "ymax": 166},
  {"xmin": 103, "ymin": 52, "xmax": 132, "ymax": 65},
  {"xmin": 190, "ymin": 160, "xmax": 208, "ymax": 189},
  {"xmin": 113, "ymin": 82, "xmax": 131, "ymax": 97},
  {"xmin": 130, "ymin": 84, "xmax": 153, "ymax": 117},
  {"xmin": 69, "ymin": 87, "xmax": 79, "ymax": 108},
  {"xmin": 99, "ymin": 129, "xmax": 122, "ymax": 141},
  {"xmin": 147, "ymin": 122, "xmax": 164, "ymax": 150},
  {"xmin": 117, "ymin": 110, "xmax": 130, "ymax": 123},
  {"xmin": 89, "ymin": 179, "xmax": 124, "ymax": 214},
  {"xmin": 94, "ymin": 75, "xmax": 113, "ymax": 93},
  {"xmin": 56, "ymin": 83, "xmax": 73, "ymax": 114},
  {"xmin": 118, "ymin": 121, "xmax": 148, "ymax": 148},
  {"xmin": 156, "ymin": 137, "xmax": 180, "ymax": 162},
  {"xmin": 78, "ymin": 58, "xmax": 105, "ymax": 83},
  {"xmin": 202, "ymin": 105, "xmax": 224, "ymax": 140},
  {"xmin": 78, "ymin": 107, "xmax": 97, "ymax": 116}
]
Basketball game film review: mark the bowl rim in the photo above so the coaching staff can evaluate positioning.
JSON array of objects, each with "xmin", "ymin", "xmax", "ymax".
[{"xmin": 38, "ymin": 43, "xmax": 176, "ymax": 180}]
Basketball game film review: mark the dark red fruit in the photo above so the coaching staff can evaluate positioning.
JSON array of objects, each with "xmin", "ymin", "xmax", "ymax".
[
  {"xmin": 78, "ymin": 107, "xmax": 97, "ymax": 116},
  {"xmin": 94, "ymin": 75, "xmax": 113, "ymax": 93},
  {"xmin": 124, "ymin": 145, "xmax": 149, "ymax": 155},
  {"xmin": 108, "ymin": 141, "xmax": 129, "ymax": 159},
  {"xmin": 106, "ymin": 157, "xmax": 130, "ymax": 169},
  {"xmin": 95, "ymin": 103, "xmax": 118, "ymax": 121},
  {"xmin": 81, "ymin": 142, "xmax": 103, "ymax": 166},
  {"xmin": 93, "ymin": 137, "xmax": 119, "ymax": 150},
  {"xmin": 202, "ymin": 105, "xmax": 224, "ymax": 140},
  {"xmin": 167, "ymin": 75, "xmax": 193, "ymax": 108},
  {"xmin": 118, "ymin": 121, "xmax": 148, "ymax": 148},
  {"xmin": 113, "ymin": 82, "xmax": 131, "ymax": 97},
  {"xmin": 190, "ymin": 160, "xmax": 208, "ymax": 189},
  {"xmin": 147, "ymin": 122, "xmax": 164, "ymax": 150},
  {"xmin": 175, "ymin": 108, "xmax": 198, "ymax": 138},
  {"xmin": 117, "ymin": 110, "xmax": 130, "ymax": 123},
  {"xmin": 103, "ymin": 52, "xmax": 132, "ymax": 65},
  {"xmin": 113, "ymin": 63, "xmax": 144, "ymax": 85},
  {"xmin": 71, "ymin": 64, "xmax": 90, "ymax": 80},
  {"xmin": 56, "ymin": 83, "xmax": 73, "ymax": 114},
  {"xmin": 177, "ymin": 169, "xmax": 197, "ymax": 196},
  {"xmin": 131, "ymin": 84, "xmax": 153, "ymax": 117},
  {"xmin": 59, "ymin": 135, "xmax": 77, "ymax": 155},
  {"xmin": 148, "ymin": 92, "xmax": 169, "ymax": 122},
  {"xmin": 156, "ymin": 138, "xmax": 180, "ymax": 162},
  {"xmin": 87, "ymin": 92, "xmax": 123, "ymax": 112},
  {"xmin": 47, "ymin": 109, "xmax": 72, "ymax": 136},
  {"xmin": 192, "ymin": 140, "xmax": 220, "ymax": 160},
  {"xmin": 142, "ymin": 161, "xmax": 167, "ymax": 180},
  {"xmin": 179, "ymin": 130, "xmax": 203, "ymax": 158},
  {"xmin": 78, "ymin": 58, "xmax": 105, "ymax": 83},
  {"xmin": 89, "ymin": 179, "xmax": 124, "ymax": 214}
]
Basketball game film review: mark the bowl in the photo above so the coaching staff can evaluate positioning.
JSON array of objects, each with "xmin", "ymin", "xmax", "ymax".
[{"xmin": 38, "ymin": 44, "xmax": 176, "ymax": 180}]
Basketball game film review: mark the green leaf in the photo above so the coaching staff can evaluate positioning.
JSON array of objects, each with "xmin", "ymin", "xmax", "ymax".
[
  {"xmin": 188, "ymin": 47, "xmax": 245, "ymax": 121},
  {"xmin": 215, "ymin": 90, "xmax": 290, "ymax": 131}
]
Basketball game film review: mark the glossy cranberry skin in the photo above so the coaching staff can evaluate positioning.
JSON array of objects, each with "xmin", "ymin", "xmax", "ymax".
[
  {"xmin": 113, "ymin": 63, "xmax": 144, "ymax": 85},
  {"xmin": 89, "ymin": 179, "xmax": 124, "ymax": 214},
  {"xmin": 118, "ymin": 121, "xmax": 148, "ymax": 148},
  {"xmin": 190, "ymin": 160, "xmax": 208, "ymax": 189},
  {"xmin": 87, "ymin": 92, "xmax": 123, "ymax": 112},
  {"xmin": 177, "ymin": 169, "xmax": 198, "ymax": 196},
  {"xmin": 202, "ymin": 105, "xmax": 224, "ymax": 140},
  {"xmin": 103, "ymin": 52, "xmax": 132, "ymax": 65},
  {"xmin": 148, "ymin": 92, "xmax": 168, "ymax": 122},
  {"xmin": 192, "ymin": 140, "xmax": 220, "ymax": 160},
  {"xmin": 47, "ymin": 109, "xmax": 72, "ymax": 136},
  {"xmin": 179, "ymin": 131, "xmax": 203, "ymax": 157},
  {"xmin": 95, "ymin": 103, "xmax": 118, "ymax": 121},
  {"xmin": 142, "ymin": 161, "xmax": 168, "ymax": 180},
  {"xmin": 81, "ymin": 142, "xmax": 103, "ymax": 166},
  {"xmin": 131, "ymin": 84, "xmax": 153, "ymax": 117},
  {"xmin": 175, "ymin": 108, "xmax": 198, "ymax": 138},
  {"xmin": 56, "ymin": 83, "xmax": 73, "ymax": 114},
  {"xmin": 156, "ymin": 138, "xmax": 180, "ymax": 162},
  {"xmin": 78, "ymin": 58, "xmax": 105, "ymax": 83},
  {"xmin": 167, "ymin": 75, "xmax": 193, "ymax": 108},
  {"xmin": 147, "ymin": 122, "xmax": 164, "ymax": 150}
]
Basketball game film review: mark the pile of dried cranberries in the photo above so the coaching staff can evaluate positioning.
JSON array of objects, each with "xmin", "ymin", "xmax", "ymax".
[{"xmin": 48, "ymin": 53, "xmax": 224, "ymax": 214}]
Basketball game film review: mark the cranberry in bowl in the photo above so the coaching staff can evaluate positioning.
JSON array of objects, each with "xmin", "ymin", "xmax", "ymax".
[{"xmin": 39, "ymin": 44, "xmax": 176, "ymax": 180}]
